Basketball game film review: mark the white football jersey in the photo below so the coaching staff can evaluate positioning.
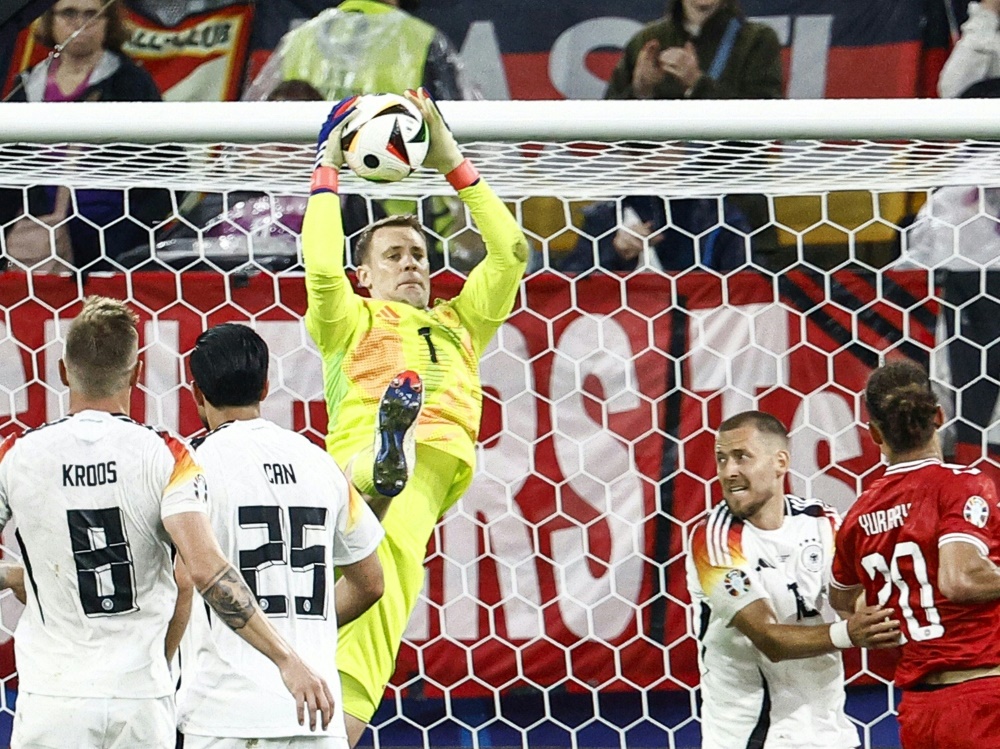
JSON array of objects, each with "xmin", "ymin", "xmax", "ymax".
[
  {"xmin": 686, "ymin": 495, "xmax": 859, "ymax": 749},
  {"xmin": 177, "ymin": 418, "xmax": 384, "ymax": 741},
  {"xmin": 0, "ymin": 410, "xmax": 206, "ymax": 698}
]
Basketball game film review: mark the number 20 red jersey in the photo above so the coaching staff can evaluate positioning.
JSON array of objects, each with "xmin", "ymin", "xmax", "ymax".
[{"xmin": 831, "ymin": 458, "xmax": 1000, "ymax": 689}]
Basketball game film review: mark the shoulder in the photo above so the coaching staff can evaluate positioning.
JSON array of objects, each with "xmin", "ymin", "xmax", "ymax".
[
  {"xmin": 787, "ymin": 494, "xmax": 841, "ymax": 528},
  {"xmin": 106, "ymin": 53, "xmax": 161, "ymax": 100},
  {"xmin": 0, "ymin": 430, "xmax": 22, "ymax": 465},
  {"xmin": 689, "ymin": 503, "xmax": 746, "ymax": 565},
  {"xmin": 740, "ymin": 19, "xmax": 781, "ymax": 46}
]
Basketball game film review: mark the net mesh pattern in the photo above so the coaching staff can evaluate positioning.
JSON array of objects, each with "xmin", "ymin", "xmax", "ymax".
[
  {"xmin": 0, "ymin": 130, "xmax": 998, "ymax": 749},
  {"xmin": 0, "ymin": 139, "xmax": 1000, "ymax": 196}
]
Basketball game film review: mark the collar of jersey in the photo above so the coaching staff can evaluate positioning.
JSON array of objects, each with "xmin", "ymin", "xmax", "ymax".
[{"xmin": 883, "ymin": 457, "xmax": 942, "ymax": 475}]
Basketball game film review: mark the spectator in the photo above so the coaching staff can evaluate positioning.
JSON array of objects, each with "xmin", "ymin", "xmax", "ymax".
[
  {"xmin": 605, "ymin": 0, "xmax": 782, "ymax": 101},
  {"xmin": 559, "ymin": 195, "xmax": 750, "ymax": 274},
  {"xmin": 0, "ymin": 0, "xmax": 169, "ymax": 271},
  {"xmin": 585, "ymin": 0, "xmax": 781, "ymax": 274},
  {"xmin": 243, "ymin": 0, "xmax": 470, "ymax": 102},
  {"xmin": 939, "ymin": 0, "xmax": 1000, "ymax": 99},
  {"xmin": 902, "ymin": 74, "xmax": 1000, "ymax": 481}
]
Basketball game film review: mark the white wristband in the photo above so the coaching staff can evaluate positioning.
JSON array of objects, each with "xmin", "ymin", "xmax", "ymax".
[{"xmin": 829, "ymin": 619, "xmax": 853, "ymax": 649}]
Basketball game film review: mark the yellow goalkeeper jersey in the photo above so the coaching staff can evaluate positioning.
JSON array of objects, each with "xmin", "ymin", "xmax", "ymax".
[{"xmin": 302, "ymin": 179, "xmax": 528, "ymax": 511}]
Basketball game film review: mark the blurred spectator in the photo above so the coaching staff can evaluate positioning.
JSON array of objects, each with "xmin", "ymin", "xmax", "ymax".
[
  {"xmin": 0, "ymin": 0, "xmax": 169, "ymax": 272},
  {"xmin": 559, "ymin": 195, "xmax": 749, "ymax": 273},
  {"xmin": 605, "ymin": 0, "xmax": 782, "ymax": 100},
  {"xmin": 577, "ymin": 0, "xmax": 780, "ymax": 273},
  {"xmin": 939, "ymin": 0, "xmax": 1000, "ymax": 98},
  {"xmin": 901, "ymin": 186, "xmax": 1000, "ymax": 476},
  {"xmin": 243, "ymin": 0, "xmax": 470, "ymax": 102}
]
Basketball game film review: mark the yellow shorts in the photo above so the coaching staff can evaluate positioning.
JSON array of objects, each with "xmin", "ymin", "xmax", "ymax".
[{"xmin": 336, "ymin": 446, "xmax": 466, "ymax": 723}]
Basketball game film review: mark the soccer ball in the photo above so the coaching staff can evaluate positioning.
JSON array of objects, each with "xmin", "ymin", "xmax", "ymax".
[{"xmin": 341, "ymin": 93, "xmax": 429, "ymax": 183}]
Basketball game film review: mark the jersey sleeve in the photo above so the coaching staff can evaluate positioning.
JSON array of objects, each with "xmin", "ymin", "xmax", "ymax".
[
  {"xmin": 830, "ymin": 513, "xmax": 862, "ymax": 589},
  {"xmin": 0, "ymin": 434, "xmax": 17, "ymax": 531},
  {"xmin": 450, "ymin": 179, "xmax": 529, "ymax": 358},
  {"xmin": 157, "ymin": 434, "xmax": 208, "ymax": 520},
  {"xmin": 937, "ymin": 470, "xmax": 1000, "ymax": 557},
  {"xmin": 688, "ymin": 518, "xmax": 767, "ymax": 623},
  {"xmin": 302, "ymin": 191, "xmax": 364, "ymax": 356},
  {"xmin": 331, "ymin": 475, "xmax": 384, "ymax": 566}
]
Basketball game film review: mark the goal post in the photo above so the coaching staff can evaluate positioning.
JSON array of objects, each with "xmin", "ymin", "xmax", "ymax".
[{"xmin": 0, "ymin": 99, "xmax": 997, "ymax": 749}]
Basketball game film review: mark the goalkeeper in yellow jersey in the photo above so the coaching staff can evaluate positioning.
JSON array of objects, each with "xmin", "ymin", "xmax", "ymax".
[{"xmin": 303, "ymin": 89, "xmax": 529, "ymax": 746}]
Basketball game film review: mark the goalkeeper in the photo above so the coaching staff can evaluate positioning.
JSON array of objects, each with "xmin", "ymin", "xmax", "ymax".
[{"xmin": 303, "ymin": 89, "xmax": 529, "ymax": 745}]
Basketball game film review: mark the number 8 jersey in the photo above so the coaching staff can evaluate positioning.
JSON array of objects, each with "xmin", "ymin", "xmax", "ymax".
[
  {"xmin": 831, "ymin": 458, "xmax": 1000, "ymax": 689},
  {"xmin": 0, "ymin": 410, "xmax": 207, "ymax": 698}
]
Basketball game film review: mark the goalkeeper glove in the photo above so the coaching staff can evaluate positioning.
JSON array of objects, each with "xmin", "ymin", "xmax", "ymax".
[{"xmin": 315, "ymin": 95, "xmax": 359, "ymax": 171}]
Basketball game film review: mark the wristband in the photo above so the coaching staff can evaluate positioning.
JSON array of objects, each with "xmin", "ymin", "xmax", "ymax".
[
  {"xmin": 829, "ymin": 619, "xmax": 853, "ymax": 649},
  {"xmin": 446, "ymin": 159, "xmax": 480, "ymax": 191},
  {"xmin": 310, "ymin": 166, "xmax": 339, "ymax": 195}
]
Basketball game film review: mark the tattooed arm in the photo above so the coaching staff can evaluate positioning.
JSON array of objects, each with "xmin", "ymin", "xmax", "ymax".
[{"xmin": 163, "ymin": 510, "xmax": 335, "ymax": 730}]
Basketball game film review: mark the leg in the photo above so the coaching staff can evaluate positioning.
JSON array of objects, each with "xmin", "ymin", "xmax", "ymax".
[{"xmin": 344, "ymin": 713, "xmax": 369, "ymax": 748}]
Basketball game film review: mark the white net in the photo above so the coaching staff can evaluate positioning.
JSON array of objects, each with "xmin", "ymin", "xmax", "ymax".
[{"xmin": 0, "ymin": 100, "xmax": 997, "ymax": 749}]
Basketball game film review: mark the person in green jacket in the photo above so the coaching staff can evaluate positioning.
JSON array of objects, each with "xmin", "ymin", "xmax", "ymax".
[
  {"xmin": 606, "ymin": 0, "xmax": 782, "ymax": 100},
  {"xmin": 244, "ymin": 0, "xmax": 468, "ymax": 102}
]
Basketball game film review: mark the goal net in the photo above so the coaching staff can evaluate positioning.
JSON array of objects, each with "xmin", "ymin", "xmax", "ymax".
[{"xmin": 1, "ymin": 98, "xmax": 998, "ymax": 749}]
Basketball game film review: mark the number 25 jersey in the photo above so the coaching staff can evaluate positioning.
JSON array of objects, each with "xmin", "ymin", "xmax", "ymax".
[
  {"xmin": 831, "ymin": 458, "xmax": 1000, "ymax": 689},
  {"xmin": 0, "ymin": 410, "xmax": 206, "ymax": 698},
  {"xmin": 178, "ymin": 418, "xmax": 384, "ymax": 740}
]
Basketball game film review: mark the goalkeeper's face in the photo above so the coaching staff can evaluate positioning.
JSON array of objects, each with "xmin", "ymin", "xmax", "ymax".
[
  {"xmin": 715, "ymin": 426, "xmax": 789, "ymax": 522},
  {"xmin": 357, "ymin": 226, "xmax": 431, "ymax": 309}
]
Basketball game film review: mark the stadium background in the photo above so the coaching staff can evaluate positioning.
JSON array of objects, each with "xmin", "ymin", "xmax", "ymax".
[{"xmin": 0, "ymin": 1, "xmax": 984, "ymax": 747}]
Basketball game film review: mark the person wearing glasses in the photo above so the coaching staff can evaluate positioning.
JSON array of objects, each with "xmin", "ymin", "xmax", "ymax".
[
  {"xmin": 11, "ymin": 0, "xmax": 159, "ymax": 104},
  {"xmin": 2, "ymin": 0, "xmax": 167, "ymax": 272}
]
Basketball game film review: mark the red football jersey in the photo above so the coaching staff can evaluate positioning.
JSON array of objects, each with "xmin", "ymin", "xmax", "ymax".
[{"xmin": 831, "ymin": 458, "xmax": 1000, "ymax": 689}]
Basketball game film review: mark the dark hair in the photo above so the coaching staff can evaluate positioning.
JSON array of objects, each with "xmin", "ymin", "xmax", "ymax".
[
  {"xmin": 718, "ymin": 410, "xmax": 789, "ymax": 444},
  {"xmin": 669, "ymin": 0, "xmax": 742, "ymax": 25},
  {"xmin": 268, "ymin": 79, "xmax": 323, "ymax": 102},
  {"xmin": 189, "ymin": 323, "xmax": 269, "ymax": 408},
  {"xmin": 865, "ymin": 360, "xmax": 938, "ymax": 454},
  {"xmin": 353, "ymin": 214, "xmax": 426, "ymax": 266},
  {"xmin": 35, "ymin": 0, "xmax": 132, "ymax": 53}
]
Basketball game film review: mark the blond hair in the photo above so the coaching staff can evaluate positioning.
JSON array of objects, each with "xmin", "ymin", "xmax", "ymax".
[{"xmin": 63, "ymin": 296, "xmax": 139, "ymax": 398}]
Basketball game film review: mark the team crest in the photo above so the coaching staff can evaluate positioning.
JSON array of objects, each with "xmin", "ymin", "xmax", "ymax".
[
  {"xmin": 723, "ymin": 569, "xmax": 751, "ymax": 597},
  {"xmin": 963, "ymin": 496, "xmax": 990, "ymax": 529},
  {"xmin": 800, "ymin": 542, "xmax": 824, "ymax": 573}
]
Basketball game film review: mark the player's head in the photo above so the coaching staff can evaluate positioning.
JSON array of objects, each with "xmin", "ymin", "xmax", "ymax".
[
  {"xmin": 188, "ymin": 323, "xmax": 269, "ymax": 426},
  {"xmin": 865, "ymin": 360, "xmax": 942, "ymax": 458},
  {"xmin": 354, "ymin": 214, "xmax": 430, "ymax": 309},
  {"xmin": 715, "ymin": 411, "xmax": 790, "ymax": 521},
  {"xmin": 60, "ymin": 296, "xmax": 141, "ymax": 402},
  {"xmin": 37, "ymin": 0, "xmax": 131, "ymax": 57}
]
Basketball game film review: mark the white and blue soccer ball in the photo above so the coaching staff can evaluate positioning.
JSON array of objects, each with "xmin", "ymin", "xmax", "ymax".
[{"xmin": 341, "ymin": 93, "xmax": 429, "ymax": 183}]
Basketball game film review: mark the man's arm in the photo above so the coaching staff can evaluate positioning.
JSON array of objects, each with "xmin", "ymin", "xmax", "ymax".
[
  {"xmin": 0, "ymin": 563, "xmax": 25, "ymax": 604},
  {"xmin": 163, "ymin": 510, "xmax": 335, "ymax": 730},
  {"xmin": 166, "ymin": 556, "xmax": 194, "ymax": 661},
  {"xmin": 938, "ymin": 539, "xmax": 1000, "ymax": 603},
  {"xmin": 939, "ymin": 0, "xmax": 1000, "ymax": 98},
  {"xmin": 829, "ymin": 583, "xmax": 864, "ymax": 620},
  {"xmin": 404, "ymin": 89, "xmax": 528, "ymax": 353},
  {"xmin": 731, "ymin": 598, "xmax": 901, "ymax": 663},
  {"xmin": 302, "ymin": 100, "xmax": 364, "ymax": 355},
  {"xmin": 334, "ymin": 551, "xmax": 384, "ymax": 626}
]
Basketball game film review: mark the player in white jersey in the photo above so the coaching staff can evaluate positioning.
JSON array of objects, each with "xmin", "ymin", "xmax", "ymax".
[
  {"xmin": 177, "ymin": 322, "xmax": 385, "ymax": 749},
  {"xmin": 0, "ymin": 297, "xmax": 334, "ymax": 749},
  {"xmin": 686, "ymin": 410, "xmax": 901, "ymax": 749}
]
